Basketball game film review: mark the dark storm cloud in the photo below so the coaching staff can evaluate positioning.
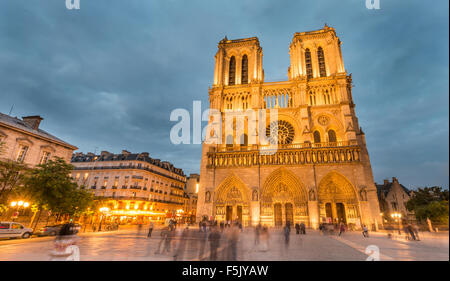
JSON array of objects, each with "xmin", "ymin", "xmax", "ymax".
[{"xmin": 0, "ymin": 0, "xmax": 448, "ymax": 188}]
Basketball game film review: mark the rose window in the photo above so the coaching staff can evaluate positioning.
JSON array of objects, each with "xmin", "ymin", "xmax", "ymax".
[{"xmin": 266, "ymin": 120, "xmax": 295, "ymax": 144}]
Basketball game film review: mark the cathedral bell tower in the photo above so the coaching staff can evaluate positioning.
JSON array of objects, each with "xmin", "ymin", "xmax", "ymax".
[{"xmin": 213, "ymin": 37, "xmax": 264, "ymax": 87}]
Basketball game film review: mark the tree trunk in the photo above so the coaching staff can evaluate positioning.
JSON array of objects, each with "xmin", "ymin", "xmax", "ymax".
[{"xmin": 32, "ymin": 209, "xmax": 42, "ymax": 232}]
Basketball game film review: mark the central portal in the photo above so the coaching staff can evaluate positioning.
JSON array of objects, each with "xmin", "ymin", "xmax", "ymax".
[
  {"xmin": 285, "ymin": 203, "xmax": 293, "ymax": 225},
  {"xmin": 274, "ymin": 203, "xmax": 282, "ymax": 226}
]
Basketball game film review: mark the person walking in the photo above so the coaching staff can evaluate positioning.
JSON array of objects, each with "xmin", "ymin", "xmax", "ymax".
[
  {"xmin": 197, "ymin": 227, "xmax": 207, "ymax": 260},
  {"xmin": 259, "ymin": 226, "xmax": 269, "ymax": 252},
  {"xmin": 362, "ymin": 225, "xmax": 369, "ymax": 238},
  {"xmin": 300, "ymin": 222, "xmax": 306, "ymax": 234},
  {"xmin": 407, "ymin": 224, "xmax": 416, "ymax": 241},
  {"xmin": 413, "ymin": 224, "xmax": 420, "ymax": 241},
  {"xmin": 208, "ymin": 225, "xmax": 221, "ymax": 261},
  {"xmin": 283, "ymin": 224, "xmax": 290, "ymax": 250},
  {"xmin": 154, "ymin": 227, "xmax": 169, "ymax": 254},
  {"xmin": 254, "ymin": 223, "xmax": 261, "ymax": 245},
  {"xmin": 173, "ymin": 227, "xmax": 189, "ymax": 261},
  {"xmin": 339, "ymin": 223, "xmax": 346, "ymax": 236},
  {"xmin": 227, "ymin": 222, "xmax": 240, "ymax": 261},
  {"xmin": 295, "ymin": 223, "xmax": 300, "ymax": 235},
  {"xmin": 147, "ymin": 221, "xmax": 154, "ymax": 238},
  {"xmin": 162, "ymin": 227, "xmax": 174, "ymax": 254}
]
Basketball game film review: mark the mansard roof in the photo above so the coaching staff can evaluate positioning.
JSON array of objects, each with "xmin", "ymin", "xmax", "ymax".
[{"xmin": 71, "ymin": 151, "xmax": 185, "ymax": 177}]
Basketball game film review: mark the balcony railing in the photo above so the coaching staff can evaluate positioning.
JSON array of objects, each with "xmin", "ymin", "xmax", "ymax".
[
  {"xmin": 207, "ymin": 141, "xmax": 361, "ymax": 168},
  {"xmin": 214, "ymin": 140, "xmax": 358, "ymax": 153}
]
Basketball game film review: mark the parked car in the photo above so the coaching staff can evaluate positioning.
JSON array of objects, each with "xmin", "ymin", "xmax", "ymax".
[
  {"xmin": 36, "ymin": 223, "xmax": 81, "ymax": 237},
  {"xmin": 0, "ymin": 222, "xmax": 33, "ymax": 239}
]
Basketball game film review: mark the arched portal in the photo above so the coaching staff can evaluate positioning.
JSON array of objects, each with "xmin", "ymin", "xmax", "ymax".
[
  {"xmin": 318, "ymin": 172, "xmax": 360, "ymax": 226},
  {"xmin": 260, "ymin": 168, "xmax": 309, "ymax": 227},
  {"xmin": 214, "ymin": 174, "xmax": 250, "ymax": 225}
]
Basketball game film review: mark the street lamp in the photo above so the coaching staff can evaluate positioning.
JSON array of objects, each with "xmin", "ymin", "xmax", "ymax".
[
  {"xmin": 98, "ymin": 207, "xmax": 110, "ymax": 232},
  {"xmin": 391, "ymin": 212, "xmax": 402, "ymax": 234},
  {"xmin": 10, "ymin": 200, "xmax": 30, "ymax": 222}
]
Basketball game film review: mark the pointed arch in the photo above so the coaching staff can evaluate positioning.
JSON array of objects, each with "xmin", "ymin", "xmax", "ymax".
[
  {"xmin": 318, "ymin": 171, "xmax": 358, "ymax": 203},
  {"xmin": 305, "ymin": 48, "xmax": 313, "ymax": 79},
  {"xmin": 229, "ymin": 56, "xmax": 236, "ymax": 85},
  {"xmin": 261, "ymin": 168, "xmax": 308, "ymax": 204},
  {"xmin": 317, "ymin": 47, "xmax": 327, "ymax": 77},
  {"xmin": 241, "ymin": 54, "xmax": 248, "ymax": 84},
  {"xmin": 214, "ymin": 174, "xmax": 250, "ymax": 204}
]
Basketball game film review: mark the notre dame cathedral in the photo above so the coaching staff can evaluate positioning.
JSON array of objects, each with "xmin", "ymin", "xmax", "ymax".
[{"xmin": 197, "ymin": 25, "xmax": 382, "ymax": 229}]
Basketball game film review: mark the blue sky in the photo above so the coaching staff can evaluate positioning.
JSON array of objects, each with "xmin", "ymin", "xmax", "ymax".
[{"xmin": 0, "ymin": 0, "xmax": 448, "ymax": 189}]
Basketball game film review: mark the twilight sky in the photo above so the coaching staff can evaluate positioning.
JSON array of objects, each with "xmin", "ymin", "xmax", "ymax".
[{"xmin": 0, "ymin": 0, "xmax": 448, "ymax": 189}]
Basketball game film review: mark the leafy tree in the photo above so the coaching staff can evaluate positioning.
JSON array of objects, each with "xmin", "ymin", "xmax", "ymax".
[
  {"xmin": 0, "ymin": 159, "xmax": 29, "ymax": 204},
  {"xmin": 20, "ymin": 157, "xmax": 93, "ymax": 220},
  {"xmin": 407, "ymin": 186, "xmax": 449, "ymax": 223}
]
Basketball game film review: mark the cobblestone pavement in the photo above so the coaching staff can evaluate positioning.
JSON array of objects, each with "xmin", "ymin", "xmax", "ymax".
[{"xmin": 0, "ymin": 228, "xmax": 448, "ymax": 261}]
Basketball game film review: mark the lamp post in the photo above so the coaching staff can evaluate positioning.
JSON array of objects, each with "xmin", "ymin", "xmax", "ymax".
[
  {"xmin": 10, "ymin": 200, "xmax": 30, "ymax": 222},
  {"xmin": 391, "ymin": 212, "xmax": 402, "ymax": 234},
  {"xmin": 98, "ymin": 207, "xmax": 110, "ymax": 232}
]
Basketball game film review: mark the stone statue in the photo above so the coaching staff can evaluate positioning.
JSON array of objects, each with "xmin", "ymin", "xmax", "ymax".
[{"xmin": 309, "ymin": 189, "xmax": 316, "ymax": 201}]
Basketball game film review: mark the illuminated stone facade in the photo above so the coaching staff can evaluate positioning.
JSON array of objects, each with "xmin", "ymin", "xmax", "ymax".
[
  {"xmin": 71, "ymin": 150, "xmax": 186, "ymax": 223},
  {"xmin": 197, "ymin": 25, "xmax": 382, "ymax": 229}
]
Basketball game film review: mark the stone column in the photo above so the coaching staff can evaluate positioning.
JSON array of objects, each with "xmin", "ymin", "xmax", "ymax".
[
  {"xmin": 331, "ymin": 203, "xmax": 338, "ymax": 223},
  {"xmin": 308, "ymin": 200, "xmax": 319, "ymax": 229}
]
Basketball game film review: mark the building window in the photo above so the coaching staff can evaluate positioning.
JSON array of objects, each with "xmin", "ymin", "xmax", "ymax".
[
  {"xmin": 313, "ymin": 131, "xmax": 321, "ymax": 143},
  {"xmin": 84, "ymin": 173, "xmax": 89, "ymax": 180},
  {"xmin": 328, "ymin": 130, "xmax": 337, "ymax": 143},
  {"xmin": 16, "ymin": 145, "xmax": 29, "ymax": 162},
  {"xmin": 229, "ymin": 56, "xmax": 236, "ymax": 85},
  {"xmin": 305, "ymin": 48, "xmax": 313, "ymax": 79},
  {"xmin": 75, "ymin": 173, "xmax": 80, "ymax": 180},
  {"xmin": 241, "ymin": 55, "xmax": 248, "ymax": 84},
  {"xmin": 317, "ymin": 47, "xmax": 326, "ymax": 77},
  {"xmin": 39, "ymin": 151, "xmax": 51, "ymax": 164}
]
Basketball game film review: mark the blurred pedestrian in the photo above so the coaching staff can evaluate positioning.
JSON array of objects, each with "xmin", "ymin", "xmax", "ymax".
[
  {"xmin": 283, "ymin": 224, "xmax": 290, "ymax": 249},
  {"xmin": 413, "ymin": 224, "xmax": 420, "ymax": 241},
  {"xmin": 295, "ymin": 223, "xmax": 300, "ymax": 235},
  {"xmin": 50, "ymin": 222, "xmax": 80, "ymax": 261},
  {"xmin": 300, "ymin": 222, "xmax": 306, "ymax": 234},
  {"xmin": 255, "ymin": 223, "xmax": 261, "ymax": 245},
  {"xmin": 259, "ymin": 226, "xmax": 269, "ymax": 252},
  {"xmin": 147, "ymin": 221, "xmax": 154, "ymax": 238},
  {"xmin": 174, "ymin": 227, "xmax": 189, "ymax": 261},
  {"xmin": 407, "ymin": 224, "xmax": 416, "ymax": 241},
  {"xmin": 362, "ymin": 225, "xmax": 369, "ymax": 238},
  {"xmin": 208, "ymin": 225, "xmax": 221, "ymax": 261},
  {"xmin": 227, "ymin": 222, "xmax": 240, "ymax": 260},
  {"xmin": 197, "ymin": 227, "xmax": 207, "ymax": 259},
  {"xmin": 162, "ymin": 227, "xmax": 174, "ymax": 254},
  {"xmin": 339, "ymin": 223, "xmax": 345, "ymax": 236},
  {"xmin": 154, "ymin": 227, "xmax": 168, "ymax": 254}
]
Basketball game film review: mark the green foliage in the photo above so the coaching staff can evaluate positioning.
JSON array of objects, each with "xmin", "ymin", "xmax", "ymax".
[
  {"xmin": 0, "ymin": 159, "xmax": 29, "ymax": 204},
  {"xmin": 20, "ymin": 157, "xmax": 93, "ymax": 217},
  {"xmin": 407, "ymin": 186, "xmax": 449, "ymax": 223}
]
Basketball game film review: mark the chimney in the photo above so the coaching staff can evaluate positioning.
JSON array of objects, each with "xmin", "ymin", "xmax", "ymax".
[
  {"xmin": 383, "ymin": 179, "xmax": 389, "ymax": 185},
  {"xmin": 122, "ymin": 150, "xmax": 130, "ymax": 155},
  {"xmin": 22, "ymin": 116, "xmax": 43, "ymax": 130},
  {"xmin": 392, "ymin": 177, "xmax": 398, "ymax": 183},
  {"xmin": 100, "ymin": 151, "xmax": 111, "ymax": 156}
]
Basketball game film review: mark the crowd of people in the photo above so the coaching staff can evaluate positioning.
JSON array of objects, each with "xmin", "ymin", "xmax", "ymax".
[{"xmin": 49, "ymin": 218, "xmax": 425, "ymax": 261}]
